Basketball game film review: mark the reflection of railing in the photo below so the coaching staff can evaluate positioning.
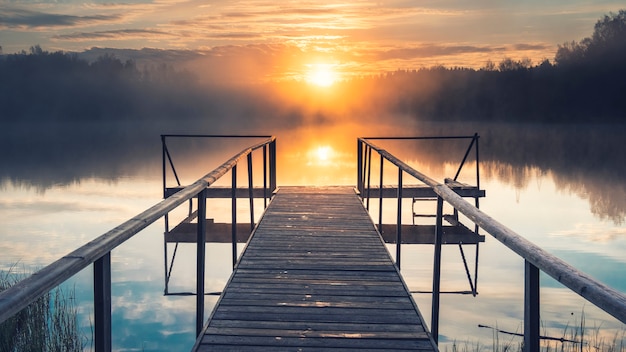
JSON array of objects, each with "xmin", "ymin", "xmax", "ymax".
[
  {"xmin": 0, "ymin": 136, "xmax": 277, "ymax": 352},
  {"xmin": 357, "ymin": 135, "xmax": 482, "ymax": 346},
  {"xmin": 357, "ymin": 136, "xmax": 626, "ymax": 351},
  {"xmin": 358, "ymin": 135, "xmax": 481, "ymax": 268},
  {"xmin": 161, "ymin": 135, "xmax": 276, "ymax": 282}
]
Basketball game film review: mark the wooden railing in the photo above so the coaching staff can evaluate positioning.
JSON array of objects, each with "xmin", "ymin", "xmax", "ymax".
[
  {"xmin": 0, "ymin": 136, "xmax": 277, "ymax": 352},
  {"xmin": 357, "ymin": 137, "xmax": 626, "ymax": 351}
]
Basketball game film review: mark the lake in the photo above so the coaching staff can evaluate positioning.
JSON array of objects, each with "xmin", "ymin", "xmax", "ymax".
[{"xmin": 1, "ymin": 122, "xmax": 625, "ymax": 351}]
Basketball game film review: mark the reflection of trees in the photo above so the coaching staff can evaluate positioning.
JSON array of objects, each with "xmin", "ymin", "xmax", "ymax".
[
  {"xmin": 1, "ymin": 121, "xmax": 161, "ymax": 190},
  {"xmin": 480, "ymin": 123, "xmax": 626, "ymax": 224},
  {"xmin": 482, "ymin": 163, "xmax": 546, "ymax": 192},
  {"xmin": 370, "ymin": 122, "xmax": 626, "ymax": 224},
  {"xmin": 554, "ymin": 172, "xmax": 626, "ymax": 225}
]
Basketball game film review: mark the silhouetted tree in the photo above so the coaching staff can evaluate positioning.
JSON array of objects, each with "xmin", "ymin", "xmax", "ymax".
[{"xmin": 556, "ymin": 10, "xmax": 626, "ymax": 66}]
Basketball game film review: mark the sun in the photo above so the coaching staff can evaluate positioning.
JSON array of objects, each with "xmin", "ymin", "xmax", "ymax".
[
  {"xmin": 306, "ymin": 145, "xmax": 335, "ymax": 166},
  {"xmin": 316, "ymin": 146, "xmax": 332, "ymax": 161},
  {"xmin": 306, "ymin": 64, "xmax": 337, "ymax": 87}
]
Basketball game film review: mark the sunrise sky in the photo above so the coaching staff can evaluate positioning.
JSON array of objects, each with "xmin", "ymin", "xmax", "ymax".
[{"xmin": 1, "ymin": 1, "xmax": 623, "ymax": 81}]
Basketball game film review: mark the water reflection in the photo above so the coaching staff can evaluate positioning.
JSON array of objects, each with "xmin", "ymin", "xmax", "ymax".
[
  {"xmin": 360, "ymin": 122, "xmax": 626, "ymax": 224},
  {"xmin": 2, "ymin": 121, "xmax": 626, "ymax": 350},
  {"xmin": 5, "ymin": 121, "xmax": 626, "ymax": 224}
]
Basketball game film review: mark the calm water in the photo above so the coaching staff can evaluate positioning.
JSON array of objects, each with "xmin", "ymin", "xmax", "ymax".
[{"xmin": 1, "ymin": 123, "xmax": 626, "ymax": 350}]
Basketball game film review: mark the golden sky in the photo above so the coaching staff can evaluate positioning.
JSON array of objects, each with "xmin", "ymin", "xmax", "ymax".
[{"xmin": 1, "ymin": 1, "xmax": 623, "ymax": 81}]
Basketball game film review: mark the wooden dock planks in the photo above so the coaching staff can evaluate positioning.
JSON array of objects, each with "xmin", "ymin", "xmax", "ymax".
[{"xmin": 192, "ymin": 186, "xmax": 437, "ymax": 351}]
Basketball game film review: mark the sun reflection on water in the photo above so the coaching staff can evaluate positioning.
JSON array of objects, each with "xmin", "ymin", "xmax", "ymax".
[{"xmin": 308, "ymin": 145, "xmax": 334, "ymax": 165}]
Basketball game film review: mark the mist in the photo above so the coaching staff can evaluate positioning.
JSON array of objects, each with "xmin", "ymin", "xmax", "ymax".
[{"xmin": 1, "ymin": 10, "xmax": 625, "ymax": 192}]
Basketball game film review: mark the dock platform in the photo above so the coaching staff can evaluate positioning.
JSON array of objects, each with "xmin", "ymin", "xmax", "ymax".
[{"xmin": 192, "ymin": 186, "xmax": 438, "ymax": 351}]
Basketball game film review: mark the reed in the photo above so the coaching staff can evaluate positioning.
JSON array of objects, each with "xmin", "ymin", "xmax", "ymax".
[
  {"xmin": 446, "ymin": 312, "xmax": 625, "ymax": 352},
  {"xmin": 0, "ymin": 266, "xmax": 87, "ymax": 351}
]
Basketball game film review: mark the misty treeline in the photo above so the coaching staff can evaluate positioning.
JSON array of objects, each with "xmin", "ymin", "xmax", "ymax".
[
  {"xmin": 1, "ymin": 10, "xmax": 625, "ymax": 126},
  {"xmin": 0, "ymin": 46, "xmax": 219, "ymax": 124},
  {"xmin": 348, "ymin": 9, "xmax": 626, "ymax": 122}
]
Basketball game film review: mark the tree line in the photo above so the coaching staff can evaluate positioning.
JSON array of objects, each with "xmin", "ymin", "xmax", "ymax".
[
  {"xmin": 1, "ymin": 10, "xmax": 625, "ymax": 125},
  {"xmin": 0, "ymin": 45, "xmax": 207, "ymax": 123},
  {"xmin": 345, "ymin": 10, "xmax": 626, "ymax": 123}
]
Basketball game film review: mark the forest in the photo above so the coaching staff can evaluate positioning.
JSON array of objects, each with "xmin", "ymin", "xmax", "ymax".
[
  {"xmin": 347, "ymin": 9, "xmax": 626, "ymax": 123},
  {"xmin": 1, "ymin": 10, "xmax": 625, "ymax": 126}
]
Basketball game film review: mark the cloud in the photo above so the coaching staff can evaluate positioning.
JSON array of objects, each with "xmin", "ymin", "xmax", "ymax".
[
  {"xmin": 205, "ymin": 32, "xmax": 264, "ymax": 40},
  {"xmin": 371, "ymin": 44, "xmax": 500, "ymax": 61},
  {"xmin": 0, "ymin": 7, "xmax": 122, "ymax": 30},
  {"xmin": 159, "ymin": 2, "xmax": 465, "ymax": 46},
  {"xmin": 513, "ymin": 43, "xmax": 551, "ymax": 51},
  {"xmin": 53, "ymin": 29, "xmax": 177, "ymax": 42},
  {"xmin": 220, "ymin": 6, "xmax": 342, "ymax": 20},
  {"xmin": 551, "ymin": 223, "xmax": 626, "ymax": 243},
  {"xmin": 0, "ymin": 199, "xmax": 115, "ymax": 214}
]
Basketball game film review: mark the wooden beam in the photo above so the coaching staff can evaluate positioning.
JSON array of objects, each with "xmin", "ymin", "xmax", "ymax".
[{"xmin": 165, "ymin": 222, "xmax": 485, "ymax": 245}]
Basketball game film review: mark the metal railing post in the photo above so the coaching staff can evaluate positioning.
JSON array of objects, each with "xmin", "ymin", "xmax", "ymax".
[
  {"xmin": 94, "ymin": 253, "xmax": 112, "ymax": 352},
  {"xmin": 161, "ymin": 135, "xmax": 167, "ymax": 199},
  {"xmin": 431, "ymin": 196, "xmax": 444, "ymax": 345},
  {"xmin": 473, "ymin": 134, "xmax": 481, "ymax": 295},
  {"xmin": 474, "ymin": 133, "xmax": 480, "ymax": 192},
  {"xmin": 396, "ymin": 169, "xmax": 402, "ymax": 270},
  {"xmin": 524, "ymin": 260, "xmax": 540, "ymax": 352},
  {"xmin": 232, "ymin": 166, "xmax": 237, "ymax": 268},
  {"xmin": 366, "ymin": 146, "xmax": 372, "ymax": 210},
  {"xmin": 378, "ymin": 155, "xmax": 384, "ymax": 230},
  {"xmin": 247, "ymin": 153, "xmax": 255, "ymax": 232},
  {"xmin": 357, "ymin": 140, "xmax": 363, "ymax": 195},
  {"xmin": 270, "ymin": 140, "xmax": 277, "ymax": 192},
  {"xmin": 196, "ymin": 189, "xmax": 207, "ymax": 337},
  {"xmin": 263, "ymin": 145, "xmax": 268, "ymax": 208}
]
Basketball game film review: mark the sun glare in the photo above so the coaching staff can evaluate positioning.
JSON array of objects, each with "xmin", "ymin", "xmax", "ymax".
[
  {"xmin": 306, "ymin": 64, "xmax": 337, "ymax": 87},
  {"xmin": 307, "ymin": 145, "xmax": 335, "ymax": 166},
  {"xmin": 316, "ymin": 146, "xmax": 332, "ymax": 161}
]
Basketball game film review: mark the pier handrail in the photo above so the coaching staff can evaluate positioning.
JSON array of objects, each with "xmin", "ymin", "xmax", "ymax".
[
  {"xmin": 0, "ymin": 136, "xmax": 276, "ymax": 350},
  {"xmin": 358, "ymin": 137, "xmax": 626, "ymax": 350}
]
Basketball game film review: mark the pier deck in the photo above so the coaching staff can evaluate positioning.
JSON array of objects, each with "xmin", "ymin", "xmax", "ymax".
[{"xmin": 192, "ymin": 186, "xmax": 437, "ymax": 351}]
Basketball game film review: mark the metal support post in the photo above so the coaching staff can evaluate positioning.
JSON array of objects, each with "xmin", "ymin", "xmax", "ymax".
[
  {"xmin": 196, "ymin": 189, "xmax": 207, "ymax": 337},
  {"xmin": 366, "ymin": 146, "xmax": 372, "ymax": 210},
  {"xmin": 94, "ymin": 253, "xmax": 112, "ymax": 352},
  {"xmin": 231, "ymin": 166, "xmax": 237, "ymax": 268},
  {"xmin": 357, "ymin": 140, "xmax": 363, "ymax": 195},
  {"xmin": 161, "ymin": 135, "xmax": 166, "ymax": 199},
  {"xmin": 396, "ymin": 169, "xmax": 402, "ymax": 270},
  {"xmin": 524, "ymin": 260, "xmax": 540, "ymax": 352},
  {"xmin": 247, "ymin": 153, "xmax": 254, "ymax": 232},
  {"xmin": 431, "ymin": 196, "xmax": 444, "ymax": 345},
  {"xmin": 378, "ymin": 155, "xmax": 384, "ymax": 230},
  {"xmin": 269, "ymin": 140, "xmax": 277, "ymax": 192},
  {"xmin": 263, "ymin": 145, "xmax": 268, "ymax": 208}
]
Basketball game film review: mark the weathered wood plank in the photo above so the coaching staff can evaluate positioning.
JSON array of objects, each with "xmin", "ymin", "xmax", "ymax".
[
  {"xmin": 197, "ymin": 335, "xmax": 432, "ymax": 351},
  {"xmin": 208, "ymin": 320, "xmax": 426, "ymax": 333},
  {"xmin": 192, "ymin": 186, "xmax": 437, "ymax": 351},
  {"xmin": 362, "ymin": 185, "xmax": 485, "ymax": 198},
  {"xmin": 199, "ymin": 335, "xmax": 434, "ymax": 349},
  {"xmin": 210, "ymin": 310, "xmax": 421, "ymax": 325},
  {"xmin": 223, "ymin": 283, "xmax": 407, "ymax": 295},
  {"xmin": 202, "ymin": 326, "xmax": 430, "ymax": 339},
  {"xmin": 196, "ymin": 346, "xmax": 433, "ymax": 352}
]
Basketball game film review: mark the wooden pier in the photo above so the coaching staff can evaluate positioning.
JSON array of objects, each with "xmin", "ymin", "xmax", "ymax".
[{"xmin": 192, "ymin": 186, "xmax": 438, "ymax": 351}]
